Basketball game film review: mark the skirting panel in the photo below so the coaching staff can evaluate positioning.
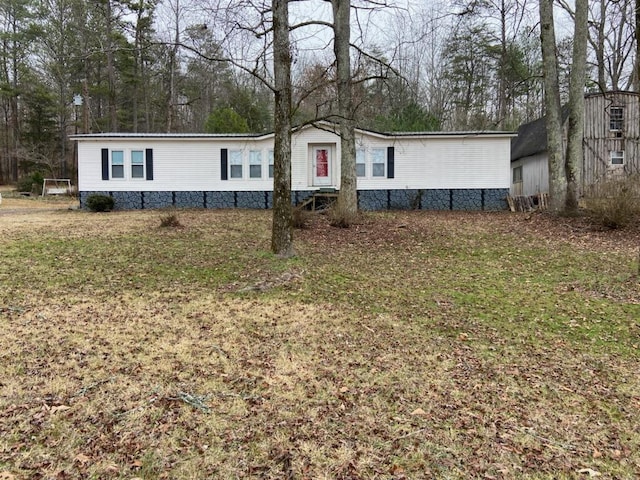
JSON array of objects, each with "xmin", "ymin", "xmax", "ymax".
[{"xmin": 79, "ymin": 189, "xmax": 509, "ymax": 211}]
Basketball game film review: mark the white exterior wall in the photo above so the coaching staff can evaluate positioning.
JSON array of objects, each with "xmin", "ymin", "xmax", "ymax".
[
  {"xmin": 356, "ymin": 135, "xmax": 510, "ymax": 190},
  {"xmin": 511, "ymin": 153, "xmax": 549, "ymax": 196},
  {"xmin": 76, "ymin": 127, "xmax": 513, "ymax": 192}
]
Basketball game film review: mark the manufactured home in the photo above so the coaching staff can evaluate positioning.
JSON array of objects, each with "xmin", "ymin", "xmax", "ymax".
[
  {"xmin": 72, "ymin": 123, "xmax": 514, "ymax": 211},
  {"xmin": 511, "ymin": 91, "xmax": 640, "ymax": 197}
]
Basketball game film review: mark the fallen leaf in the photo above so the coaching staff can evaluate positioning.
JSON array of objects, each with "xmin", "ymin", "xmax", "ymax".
[
  {"xmin": 411, "ymin": 408, "xmax": 427, "ymax": 416},
  {"xmin": 131, "ymin": 460, "xmax": 143, "ymax": 468},
  {"xmin": 577, "ymin": 468, "xmax": 601, "ymax": 477},
  {"xmin": 104, "ymin": 463, "xmax": 120, "ymax": 473},
  {"xmin": 0, "ymin": 472, "xmax": 16, "ymax": 480},
  {"xmin": 73, "ymin": 454, "xmax": 91, "ymax": 464},
  {"xmin": 51, "ymin": 405, "xmax": 71, "ymax": 414}
]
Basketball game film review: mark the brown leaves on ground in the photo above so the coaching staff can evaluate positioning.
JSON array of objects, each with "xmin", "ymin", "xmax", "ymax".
[{"xmin": 0, "ymin": 208, "xmax": 639, "ymax": 479}]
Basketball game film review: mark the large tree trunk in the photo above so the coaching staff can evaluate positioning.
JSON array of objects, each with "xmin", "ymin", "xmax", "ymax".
[
  {"xmin": 332, "ymin": 0, "xmax": 357, "ymax": 220},
  {"xmin": 271, "ymin": 0, "xmax": 294, "ymax": 256},
  {"xmin": 539, "ymin": 0, "xmax": 566, "ymax": 213},
  {"xmin": 564, "ymin": 0, "xmax": 588, "ymax": 212}
]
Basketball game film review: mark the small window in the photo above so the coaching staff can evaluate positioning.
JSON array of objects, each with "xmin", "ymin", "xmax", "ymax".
[
  {"xmin": 356, "ymin": 149, "xmax": 366, "ymax": 177},
  {"xmin": 610, "ymin": 150, "xmax": 624, "ymax": 165},
  {"xmin": 268, "ymin": 150, "xmax": 274, "ymax": 178},
  {"xmin": 610, "ymin": 106, "xmax": 623, "ymax": 132},
  {"xmin": 371, "ymin": 148, "xmax": 386, "ymax": 177},
  {"xmin": 249, "ymin": 150, "xmax": 262, "ymax": 179},
  {"xmin": 513, "ymin": 165, "xmax": 523, "ymax": 183},
  {"xmin": 131, "ymin": 150, "xmax": 144, "ymax": 178},
  {"xmin": 229, "ymin": 150, "xmax": 243, "ymax": 179},
  {"xmin": 111, "ymin": 150, "xmax": 124, "ymax": 179}
]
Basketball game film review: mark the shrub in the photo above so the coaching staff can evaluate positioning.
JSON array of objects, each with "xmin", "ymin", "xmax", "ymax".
[
  {"xmin": 16, "ymin": 172, "xmax": 45, "ymax": 195},
  {"xmin": 583, "ymin": 175, "xmax": 640, "ymax": 229},
  {"xmin": 85, "ymin": 194, "xmax": 115, "ymax": 212},
  {"xmin": 292, "ymin": 205, "xmax": 312, "ymax": 229},
  {"xmin": 159, "ymin": 212, "xmax": 182, "ymax": 228}
]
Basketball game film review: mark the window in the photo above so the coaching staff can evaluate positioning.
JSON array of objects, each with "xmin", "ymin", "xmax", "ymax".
[
  {"xmin": 610, "ymin": 150, "xmax": 624, "ymax": 165},
  {"xmin": 131, "ymin": 150, "xmax": 144, "ymax": 178},
  {"xmin": 371, "ymin": 148, "xmax": 386, "ymax": 177},
  {"xmin": 513, "ymin": 165, "xmax": 523, "ymax": 183},
  {"xmin": 249, "ymin": 150, "xmax": 262, "ymax": 179},
  {"xmin": 610, "ymin": 106, "xmax": 623, "ymax": 132},
  {"xmin": 229, "ymin": 150, "xmax": 243, "ymax": 179},
  {"xmin": 356, "ymin": 149, "xmax": 366, "ymax": 177},
  {"xmin": 268, "ymin": 150, "xmax": 274, "ymax": 178},
  {"xmin": 111, "ymin": 150, "xmax": 124, "ymax": 179}
]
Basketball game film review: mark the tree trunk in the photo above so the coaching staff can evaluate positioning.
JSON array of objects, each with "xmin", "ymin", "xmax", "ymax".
[
  {"xmin": 271, "ymin": 0, "xmax": 294, "ymax": 257},
  {"xmin": 332, "ymin": 0, "xmax": 357, "ymax": 220},
  {"xmin": 564, "ymin": 0, "xmax": 588, "ymax": 212},
  {"xmin": 636, "ymin": 0, "xmax": 640, "ymax": 91},
  {"xmin": 105, "ymin": 0, "xmax": 118, "ymax": 131},
  {"xmin": 539, "ymin": 0, "xmax": 566, "ymax": 213}
]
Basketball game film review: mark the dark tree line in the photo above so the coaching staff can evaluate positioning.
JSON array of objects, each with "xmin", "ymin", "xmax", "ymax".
[{"xmin": 0, "ymin": 0, "xmax": 637, "ymax": 185}]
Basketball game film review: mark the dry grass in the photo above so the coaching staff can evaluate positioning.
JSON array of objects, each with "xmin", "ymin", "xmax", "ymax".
[{"xmin": 0, "ymin": 205, "xmax": 639, "ymax": 479}]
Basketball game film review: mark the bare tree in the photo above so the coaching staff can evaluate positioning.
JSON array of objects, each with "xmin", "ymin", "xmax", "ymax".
[
  {"xmin": 331, "ymin": 0, "xmax": 357, "ymax": 222},
  {"xmin": 271, "ymin": 0, "xmax": 293, "ymax": 256},
  {"xmin": 539, "ymin": 0, "xmax": 588, "ymax": 213}
]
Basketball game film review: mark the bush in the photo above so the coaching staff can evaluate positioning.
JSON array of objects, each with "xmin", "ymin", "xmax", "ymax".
[
  {"xmin": 583, "ymin": 175, "xmax": 640, "ymax": 229},
  {"xmin": 159, "ymin": 212, "xmax": 182, "ymax": 228},
  {"xmin": 85, "ymin": 194, "xmax": 115, "ymax": 212},
  {"xmin": 292, "ymin": 205, "xmax": 312, "ymax": 229},
  {"xmin": 16, "ymin": 172, "xmax": 44, "ymax": 195}
]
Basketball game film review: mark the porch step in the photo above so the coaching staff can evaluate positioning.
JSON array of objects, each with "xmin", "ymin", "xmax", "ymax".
[{"xmin": 298, "ymin": 189, "xmax": 339, "ymax": 211}]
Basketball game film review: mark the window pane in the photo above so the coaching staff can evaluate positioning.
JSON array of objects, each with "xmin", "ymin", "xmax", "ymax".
[
  {"xmin": 372, "ymin": 163, "xmax": 385, "ymax": 177},
  {"xmin": 132, "ymin": 165, "xmax": 144, "ymax": 178},
  {"xmin": 112, "ymin": 165, "xmax": 124, "ymax": 178},
  {"xmin": 131, "ymin": 150, "xmax": 144, "ymax": 164},
  {"xmin": 250, "ymin": 164, "xmax": 262, "ymax": 178},
  {"xmin": 356, "ymin": 163, "xmax": 366, "ymax": 177},
  {"xmin": 230, "ymin": 165, "xmax": 243, "ymax": 178},
  {"xmin": 269, "ymin": 165, "xmax": 274, "ymax": 178}
]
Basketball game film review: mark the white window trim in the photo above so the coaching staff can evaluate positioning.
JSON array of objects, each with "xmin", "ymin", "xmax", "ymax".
[
  {"xmin": 609, "ymin": 106, "xmax": 624, "ymax": 132},
  {"xmin": 249, "ymin": 150, "xmax": 263, "ymax": 180},
  {"xmin": 229, "ymin": 150, "xmax": 244, "ymax": 180},
  {"xmin": 370, "ymin": 147, "xmax": 387, "ymax": 178},
  {"xmin": 111, "ymin": 150, "xmax": 125, "ymax": 180},
  {"xmin": 356, "ymin": 148, "xmax": 366, "ymax": 178},
  {"xmin": 268, "ymin": 150, "xmax": 274, "ymax": 179},
  {"xmin": 610, "ymin": 150, "xmax": 624, "ymax": 166},
  {"xmin": 130, "ymin": 150, "xmax": 146, "ymax": 180}
]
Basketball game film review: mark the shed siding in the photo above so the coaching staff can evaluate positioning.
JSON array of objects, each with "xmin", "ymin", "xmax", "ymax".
[{"xmin": 511, "ymin": 153, "xmax": 548, "ymax": 196}]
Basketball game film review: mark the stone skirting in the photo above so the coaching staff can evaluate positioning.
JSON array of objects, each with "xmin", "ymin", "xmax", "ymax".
[{"xmin": 79, "ymin": 189, "xmax": 509, "ymax": 211}]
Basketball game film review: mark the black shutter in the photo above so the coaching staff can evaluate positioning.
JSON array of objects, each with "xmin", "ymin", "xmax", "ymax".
[
  {"xmin": 221, "ymin": 148, "xmax": 228, "ymax": 180},
  {"xmin": 387, "ymin": 146, "xmax": 395, "ymax": 179},
  {"xmin": 145, "ymin": 148, "xmax": 154, "ymax": 180},
  {"xmin": 101, "ymin": 148, "xmax": 109, "ymax": 180}
]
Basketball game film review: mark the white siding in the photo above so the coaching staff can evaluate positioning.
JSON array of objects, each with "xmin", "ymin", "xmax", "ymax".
[{"xmin": 76, "ymin": 127, "xmax": 513, "ymax": 192}]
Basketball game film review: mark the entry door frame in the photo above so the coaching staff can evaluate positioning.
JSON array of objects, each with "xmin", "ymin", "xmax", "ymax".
[{"xmin": 311, "ymin": 144, "xmax": 334, "ymax": 187}]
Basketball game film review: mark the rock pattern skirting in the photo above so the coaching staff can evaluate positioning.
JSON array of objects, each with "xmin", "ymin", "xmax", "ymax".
[{"xmin": 79, "ymin": 189, "xmax": 509, "ymax": 211}]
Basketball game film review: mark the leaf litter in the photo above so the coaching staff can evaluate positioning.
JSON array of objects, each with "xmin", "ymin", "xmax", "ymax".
[{"xmin": 0, "ymin": 208, "xmax": 639, "ymax": 479}]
